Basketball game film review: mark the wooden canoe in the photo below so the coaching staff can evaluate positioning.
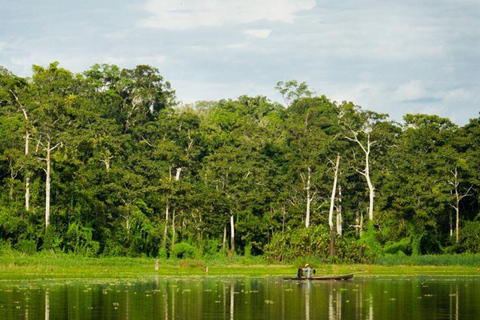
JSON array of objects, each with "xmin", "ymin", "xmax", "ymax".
[{"xmin": 283, "ymin": 274, "xmax": 354, "ymax": 281}]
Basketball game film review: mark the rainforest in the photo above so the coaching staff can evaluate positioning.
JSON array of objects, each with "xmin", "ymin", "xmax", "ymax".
[{"xmin": 1, "ymin": 62, "xmax": 479, "ymax": 263}]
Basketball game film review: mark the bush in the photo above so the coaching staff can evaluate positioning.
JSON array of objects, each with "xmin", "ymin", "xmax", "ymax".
[
  {"xmin": 171, "ymin": 242, "xmax": 197, "ymax": 259},
  {"xmin": 200, "ymin": 238, "xmax": 223, "ymax": 258},
  {"xmin": 158, "ymin": 248, "xmax": 168, "ymax": 259},
  {"xmin": 264, "ymin": 225, "xmax": 376, "ymax": 263},
  {"xmin": 64, "ymin": 222, "xmax": 99, "ymax": 257},
  {"xmin": 15, "ymin": 239, "xmax": 37, "ymax": 255},
  {"xmin": 383, "ymin": 237, "xmax": 411, "ymax": 255},
  {"xmin": 102, "ymin": 239, "xmax": 126, "ymax": 257},
  {"xmin": 42, "ymin": 225, "xmax": 62, "ymax": 251},
  {"xmin": 445, "ymin": 221, "xmax": 480, "ymax": 254}
]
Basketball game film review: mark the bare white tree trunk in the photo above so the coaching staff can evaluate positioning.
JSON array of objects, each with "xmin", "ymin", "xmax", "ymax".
[
  {"xmin": 163, "ymin": 166, "xmax": 181, "ymax": 250},
  {"xmin": 171, "ymin": 210, "xmax": 176, "ymax": 251},
  {"xmin": 364, "ymin": 139, "xmax": 375, "ymax": 221},
  {"xmin": 328, "ymin": 155, "xmax": 340, "ymax": 232},
  {"xmin": 100, "ymin": 151, "xmax": 113, "ymax": 172},
  {"xmin": 230, "ymin": 213, "xmax": 235, "ymax": 255},
  {"xmin": 336, "ymin": 185, "xmax": 343, "ymax": 236},
  {"xmin": 10, "ymin": 90, "xmax": 31, "ymax": 211},
  {"xmin": 125, "ymin": 212, "xmax": 130, "ymax": 235},
  {"xmin": 304, "ymin": 166, "xmax": 314, "ymax": 228},
  {"xmin": 162, "ymin": 196, "xmax": 169, "ymax": 249},
  {"xmin": 222, "ymin": 225, "xmax": 227, "ymax": 255},
  {"xmin": 42, "ymin": 139, "xmax": 62, "ymax": 228},
  {"xmin": 328, "ymin": 154, "xmax": 340, "ymax": 256},
  {"xmin": 45, "ymin": 140, "xmax": 51, "ymax": 227},
  {"xmin": 346, "ymin": 131, "xmax": 375, "ymax": 221},
  {"xmin": 448, "ymin": 167, "xmax": 473, "ymax": 244},
  {"xmin": 25, "ymin": 131, "xmax": 30, "ymax": 211}
]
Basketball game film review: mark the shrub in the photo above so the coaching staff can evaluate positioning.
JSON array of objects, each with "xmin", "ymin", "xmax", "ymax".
[
  {"xmin": 15, "ymin": 239, "xmax": 37, "ymax": 255},
  {"xmin": 445, "ymin": 221, "xmax": 480, "ymax": 254},
  {"xmin": 264, "ymin": 224, "xmax": 377, "ymax": 264},
  {"xmin": 158, "ymin": 248, "xmax": 168, "ymax": 259},
  {"xmin": 171, "ymin": 242, "xmax": 197, "ymax": 259}
]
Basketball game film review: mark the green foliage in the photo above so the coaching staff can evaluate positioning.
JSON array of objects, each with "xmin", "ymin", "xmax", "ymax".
[
  {"xmin": 445, "ymin": 221, "xmax": 480, "ymax": 253},
  {"xmin": 15, "ymin": 239, "xmax": 37, "ymax": 254},
  {"xmin": 201, "ymin": 238, "xmax": 223, "ymax": 260},
  {"xmin": 0, "ymin": 64, "xmax": 480, "ymax": 262},
  {"xmin": 171, "ymin": 242, "xmax": 197, "ymax": 259},
  {"xmin": 42, "ymin": 226, "xmax": 62, "ymax": 251},
  {"xmin": 64, "ymin": 222, "xmax": 99, "ymax": 257},
  {"xmin": 158, "ymin": 248, "xmax": 168, "ymax": 259},
  {"xmin": 357, "ymin": 222, "xmax": 381, "ymax": 260},
  {"xmin": 383, "ymin": 237, "xmax": 411, "ymax": 255},
  {"xmin": 275, "ymin": 80, "xmax": 313, "ymax": 106},
  {"xmin": 264, "ymin": 225, "xmax": 374, "ymax": 264}
]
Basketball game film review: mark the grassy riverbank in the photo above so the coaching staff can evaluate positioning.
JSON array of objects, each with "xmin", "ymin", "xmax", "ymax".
[{"xmin": 1, "ymin": 252, "xmax": 480, "ymax": 280}]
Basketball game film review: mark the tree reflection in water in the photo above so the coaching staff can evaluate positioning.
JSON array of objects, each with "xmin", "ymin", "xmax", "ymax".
[{"xmin": 2, "ymin": 276, "xmax": 479, "ymax": 319}]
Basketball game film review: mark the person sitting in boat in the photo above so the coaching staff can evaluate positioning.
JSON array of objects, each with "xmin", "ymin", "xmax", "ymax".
[
  {"xmin": 297, "ymin": 265, "xmax": 304, "ymax": 278},
  {"xmin": 303, "ymin": 263, "xmax": 312, "ymax": 278}
]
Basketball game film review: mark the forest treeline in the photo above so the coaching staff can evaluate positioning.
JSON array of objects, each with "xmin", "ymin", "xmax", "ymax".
[{"xmin": 0, "ymin": 62, "xmax": 479, "ymax": 262}]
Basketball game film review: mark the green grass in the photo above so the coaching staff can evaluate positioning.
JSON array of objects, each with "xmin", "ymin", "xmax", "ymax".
[
  {"xmin": 377, "ymin": 253, "xmax": 480, "ymax": 267},
  {"xmin": 1, "ymin": 251, "xmax": 480, "ymax": 280}
]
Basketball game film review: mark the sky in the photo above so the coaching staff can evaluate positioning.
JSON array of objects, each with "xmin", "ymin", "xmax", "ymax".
[{"xmin": 1, "ymin": 0, "xmax": 479, "ymax": 125}]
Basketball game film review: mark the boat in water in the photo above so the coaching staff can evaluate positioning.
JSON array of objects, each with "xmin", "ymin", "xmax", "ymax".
[{"xmin": 283, "ymin": 273, "xmax": 354, "ymax": 281}]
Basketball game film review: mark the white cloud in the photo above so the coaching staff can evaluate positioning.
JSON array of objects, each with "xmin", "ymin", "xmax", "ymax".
[
  {"xmin": 225, "ymin": 43, "xmax": 248, "ymax": 49},
  {"xmin": 443, "ymin": 88, "xmax": 474, "ymax": 104},
  {"xmin": 0, "ymin": 38, "xmax": 23, "ymax": 53},
  {"xmin": 244, "ymin": 29, "xmax": 272, "ymax": 38},
  {"xmin": 141, "ymin": 0, "xmax": 315, "ymax": 29},
  {"xmin": 0, "ymin": 42, "xmax": 8, "ymax": 52},
  {"xmin": 394, "ymin": 80, "xmax": 430, "ymax": 101}
]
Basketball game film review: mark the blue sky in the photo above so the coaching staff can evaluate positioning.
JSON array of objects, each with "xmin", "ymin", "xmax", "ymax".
[{"xmin": 1, "ymin": 0, "xmax": 479, "ymax": 125}]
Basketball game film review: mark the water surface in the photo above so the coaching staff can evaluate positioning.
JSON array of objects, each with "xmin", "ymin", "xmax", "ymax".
[{"xmin": 0, "ymin": 275, "xmax": 479, "ymax": 319}]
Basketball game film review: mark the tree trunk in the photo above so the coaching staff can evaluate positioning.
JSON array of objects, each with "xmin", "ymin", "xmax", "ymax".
[
  {"xmin": 8, "ymin": 160, "xmax": 17, "ymax": 200},
  {"xmin": 222, "ymin": 225, "xmax": 227, "ymax": 255},
  {"xmin": 450, "ymin": 210, "xmax": 453, "ymax": 237},
  {"xmin": 305, "ymin": 166, "xmax": 312, "ymax": 228},
  {"xmin": 171, "ymin": 210, "xmax": 176, "ymax": 251},
  {"xmin": 230, "ymin": 214, "xmax": 235, "ymax": 256},
  {"xmin": 10, "ymin": 90, "xmax": 30, "ymax": 212},
  {"xmin": 126, "ymin": 214, "xmax": 130, "ymax": 236},
  {"xmin": 455, "ymin": 196, "xmax": 460, "ymax": 244},
  {"xmin": 45, "ymin": 140, "xmax": 51, "ymax": 228},
  {"xmin": 448, "ymin": 167, "xmax": 472, "ymax": 244},
  {"xmin": 328, "ymin": 154, "xmax": 340, "ymax": 256},
  {"xmin": 162, "ymin": 196, "xmax": 169, "ymax": 249},
  {"xmin": 347, "ymin": 130, "xmax": 375, "ymax": 222},
  {"xmin": 363, "ymin": 133, "xmax": 375, "ymax": 221},
  {"xmin": 336, "ymin": 185, "xmax": 343, "ymax": 236},
  {"xmin": 25, "ymin": 130, "xmax": 30, "ymax": 211},
  {"xmin": 330, "ymin": 228, "xmax": 335, "ymax": 257}
]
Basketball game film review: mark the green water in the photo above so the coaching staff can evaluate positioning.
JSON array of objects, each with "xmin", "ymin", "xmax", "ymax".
[{"xmin": 0, "ymin": 276, "xmax": 479, "ymax": 319}]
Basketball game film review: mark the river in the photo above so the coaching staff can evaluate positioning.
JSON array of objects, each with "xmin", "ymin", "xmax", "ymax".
[{"xmin": 0, "ymin": 275, "xmax": 479, "ymax": 319}]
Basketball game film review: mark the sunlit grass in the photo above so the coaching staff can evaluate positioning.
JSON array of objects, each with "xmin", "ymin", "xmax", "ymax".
[
  {"xmin": 1, "ymin": 251, "xmax": 480, "ymax": 280},
  {"xmin": 377, "ymin": 254, "xmax": 480, "ymax": 267}
]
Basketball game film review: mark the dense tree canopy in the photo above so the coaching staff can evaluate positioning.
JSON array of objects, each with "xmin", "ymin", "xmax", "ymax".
[{"xmin": 1, "ymin": 63, "xmax": 479, "ymax": 260}]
